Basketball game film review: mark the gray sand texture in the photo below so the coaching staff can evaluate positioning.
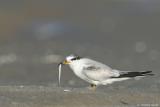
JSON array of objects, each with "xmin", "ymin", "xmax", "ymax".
[{"xmin": 0, "ymin": 85, "xmax": 159, "ymax": 107}]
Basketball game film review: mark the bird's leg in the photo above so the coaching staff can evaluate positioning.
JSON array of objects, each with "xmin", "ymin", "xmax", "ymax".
[{"xmin": 89, "ymin": 84, "xmax": 97, "ymax": 90}]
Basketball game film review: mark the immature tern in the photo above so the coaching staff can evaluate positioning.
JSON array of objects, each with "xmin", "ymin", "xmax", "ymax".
[{"xmin": 58, "ymin": 54, "xmax": 153, "ymax": 89}]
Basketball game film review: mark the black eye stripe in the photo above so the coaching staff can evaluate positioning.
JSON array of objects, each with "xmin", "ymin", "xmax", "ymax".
[
  {"xmin": 71, "ymin": 57, "xmax": 81, "ymax": 61},
  {"xmin": 71, "ymin": 58, "xmax": 77, "ymax": 61}
]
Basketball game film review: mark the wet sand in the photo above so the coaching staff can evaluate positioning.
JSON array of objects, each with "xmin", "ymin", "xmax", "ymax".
[{"xmin": 0, "ymin": 85, "xmax": 159, "ymax": 107}]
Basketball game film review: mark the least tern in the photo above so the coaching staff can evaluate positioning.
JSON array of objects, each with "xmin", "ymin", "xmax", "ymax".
[{"xmin": 59, "ymin": 54, "xmax": 153, "ymax": 89}]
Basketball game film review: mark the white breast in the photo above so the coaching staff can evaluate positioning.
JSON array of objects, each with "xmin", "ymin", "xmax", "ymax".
[
  {"xmin": 69, "ymin": 60, "xmax": 92, "ymax": 82},
  {"xmin": 69, "ymin": 60, "xmax": 83, "ymax": 76}
]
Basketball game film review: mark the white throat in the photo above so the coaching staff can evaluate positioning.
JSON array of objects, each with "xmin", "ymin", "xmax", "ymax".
[{"xmin": 68, "ymin": 60, "xmax": 84, "ymax": 76}]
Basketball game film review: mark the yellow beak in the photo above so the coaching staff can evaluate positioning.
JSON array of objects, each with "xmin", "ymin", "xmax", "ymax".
[{"xmin": 62, "ymin": 60, "xmax": 70, "ymax": 64}]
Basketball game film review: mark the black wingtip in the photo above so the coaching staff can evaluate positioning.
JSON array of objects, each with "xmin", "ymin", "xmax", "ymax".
[
  {"xmin": 114, "ymin": 71, "xmax": 154, "ymax": 78},
  {"xmin": 142, "ymin": 71, "xmax": 152, "ymax": 73},
  {"xmin": 141, "ymin": 71, "xmax": 154, "ymax": 76}
]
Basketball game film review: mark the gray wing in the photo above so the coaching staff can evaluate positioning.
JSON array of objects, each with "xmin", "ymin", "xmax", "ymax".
[{"xmin": 82, "ymin": 58, "xmax": 120, "ymax": 81}]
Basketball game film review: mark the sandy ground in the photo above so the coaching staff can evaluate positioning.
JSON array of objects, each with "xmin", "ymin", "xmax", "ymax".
[
  {"xmin": 0, "ymin": 1, "xmax": 159, "ymax": 107},
  {"xmin": 0, "ymin": 85, "xmax": 159, "ymax": 107}
]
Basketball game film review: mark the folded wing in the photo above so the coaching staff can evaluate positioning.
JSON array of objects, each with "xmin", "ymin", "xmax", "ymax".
[{"xmin": 82, "ymin": 59, "xmax": 119, "ymax": 81}]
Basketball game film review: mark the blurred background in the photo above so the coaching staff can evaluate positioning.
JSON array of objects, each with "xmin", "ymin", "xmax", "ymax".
[{"xmin": 0, "ymin": 0, "xmax": 159, "ymax": 90}]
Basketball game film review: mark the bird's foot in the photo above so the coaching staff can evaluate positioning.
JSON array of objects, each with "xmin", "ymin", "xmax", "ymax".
[{"xmin": 87, "ymin": 84, "xmax": 97, "ymax": 91}]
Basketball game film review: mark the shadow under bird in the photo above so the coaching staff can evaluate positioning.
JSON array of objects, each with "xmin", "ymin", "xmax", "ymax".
[{"xmin": 58, "ymin": 54, "xmax": 154, "ymax": 89}]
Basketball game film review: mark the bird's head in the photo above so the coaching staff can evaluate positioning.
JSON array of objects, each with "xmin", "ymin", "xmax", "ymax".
[{"xmin": 60, "ymin": 54, "xmax": 81, "ymax": 65}]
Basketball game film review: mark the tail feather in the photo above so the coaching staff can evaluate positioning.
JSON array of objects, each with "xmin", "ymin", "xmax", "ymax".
[{"xmin": 114, "ymin": 71, "xmax": 154, "ymax": 78}]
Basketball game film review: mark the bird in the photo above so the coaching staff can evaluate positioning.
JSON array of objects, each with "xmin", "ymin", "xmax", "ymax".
[{"xmin": 59, "ymin": 54, "xmax": 153, "ymax": 89}]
